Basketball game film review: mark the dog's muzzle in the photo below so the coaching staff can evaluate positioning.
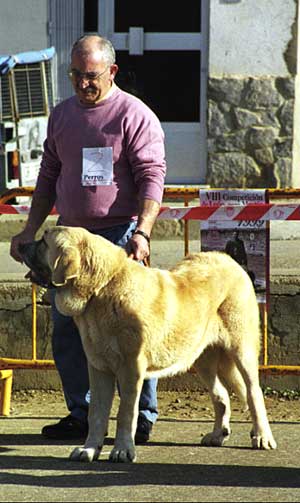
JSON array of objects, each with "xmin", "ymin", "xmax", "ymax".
[{"xmin": 18, "ymin": 239, "xmax": 55, "ymax": 289}]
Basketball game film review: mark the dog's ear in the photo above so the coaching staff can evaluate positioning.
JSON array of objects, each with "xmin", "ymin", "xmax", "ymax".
[{"xmin": 51, "ymin": 248, "xmax": 80, "ymax": 286}]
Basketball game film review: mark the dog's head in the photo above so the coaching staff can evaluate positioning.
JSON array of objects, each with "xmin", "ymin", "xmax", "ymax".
[
  {"xmin": 19, "ymin": 227, "xmax": 80, "ymax": 289},
  {"xmin": 19, "ymin": 226, "xmax": 125, "ymax": 316}
]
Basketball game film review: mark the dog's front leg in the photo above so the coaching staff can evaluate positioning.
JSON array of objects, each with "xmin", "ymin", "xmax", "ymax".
[
  {"xmin": 109, "ymin": 362, "xmax": 145, "ymax": 463},
  {"xmin": 70, "ymin": 365, "xmax": 116, "ymax": 462}
]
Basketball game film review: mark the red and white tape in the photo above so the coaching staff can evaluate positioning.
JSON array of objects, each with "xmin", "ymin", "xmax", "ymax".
[
  {"xmin": 1, "ymin": 203, "xmax": 300, "ymax": 220},
  {"xmin": 158, "ymin": 204, "xmax": 300, "ymax": 221},
  {"xmin": 0, "ymin": 205, "xmax": 57, "ymax": 215}
]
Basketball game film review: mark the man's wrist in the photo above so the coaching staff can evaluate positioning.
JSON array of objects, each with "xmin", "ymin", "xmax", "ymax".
[{"xmin": 133, "ymin": 229, "xmax": 150, "ymax": 244}]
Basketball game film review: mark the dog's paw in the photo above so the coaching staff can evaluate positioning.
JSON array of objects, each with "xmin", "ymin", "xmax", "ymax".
[
  {"xmin": 69, "ymin": 446, "xmax": 101, "ymax": 462},
  {"xmin": 250, "ymin": 431, "xmax": 277, "ymax": 450},
  {"xmin": 109, "ymin": 446, "xmax": 136, "ymax": 463},
  {"xmin": 201, "ymin": 427, "xmax": 230, "ymax": 447}
]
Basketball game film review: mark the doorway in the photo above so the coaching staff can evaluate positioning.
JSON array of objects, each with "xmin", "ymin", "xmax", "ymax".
[{"xmin": 98, "ymin": 0, "xmax": 209, "ymax": 184}]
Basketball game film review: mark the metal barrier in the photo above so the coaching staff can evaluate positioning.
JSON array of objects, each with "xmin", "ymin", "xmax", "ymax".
[{"xmin": 1, "ymin": 186, "xmax": 300, "ymax": 415}]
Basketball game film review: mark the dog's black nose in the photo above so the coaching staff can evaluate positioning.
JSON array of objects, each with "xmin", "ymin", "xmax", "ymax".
[
  {"xmin": 18, "ymin": 240, "xmax": 39, "ymax": 267},
  {"xmin": 18, "ymin": 241, "xmax": 37, "ymax": 258},
  {"xmin": 18, "ymin": 242, "xmax": 28, "ymax": 254}
]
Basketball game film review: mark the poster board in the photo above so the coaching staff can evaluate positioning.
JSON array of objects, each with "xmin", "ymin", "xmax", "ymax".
[
  {"xmin": 19, "ymin": 117, "xmax": 48, "ymax": 186},
  {"xmin": 199, "ymin": 189, "xmax": 268, "ymax": 304}
]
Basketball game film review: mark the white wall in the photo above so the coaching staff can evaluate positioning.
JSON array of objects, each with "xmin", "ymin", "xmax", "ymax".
[
  {"xmin": 209, "ymin": 0, "xmax": 297, "ymax": 76},
  {"xmin": 0, "ymin": 0, "xmax": 48, "ymax": 54}
]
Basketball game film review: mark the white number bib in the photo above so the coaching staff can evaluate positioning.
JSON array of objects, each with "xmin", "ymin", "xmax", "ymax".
[{"xmin": 82, "ymin": 147, "xmax": 113, "ymax": 186}]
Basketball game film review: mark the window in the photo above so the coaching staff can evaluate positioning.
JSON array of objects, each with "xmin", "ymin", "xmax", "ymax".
[
  {"xmin": 116, "ymin": 51, "xmax": 200, "ymax": 122},
  {"xmin": 115, "ymin": 0, "xmax": 200, "ymax": 32},
  {"xmin": 84, "ymin": 0, "xmax": 98, "ymax": 32}
]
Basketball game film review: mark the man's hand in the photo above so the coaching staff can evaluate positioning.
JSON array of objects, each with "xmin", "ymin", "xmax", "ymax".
[
  {"xmin": 10, "ymin": 192, "xmax": 55, "ymax": 263},
  {"xmin": 126, "ymin": 233, "xmax": 150, "ymax": 261},
  {"xmin": 125, "ymin": 198, "xmax": 159, "ymax": 261},
  {"xmin": 10, "ymin": 229, "xmax": 36, "ymax": 263}
]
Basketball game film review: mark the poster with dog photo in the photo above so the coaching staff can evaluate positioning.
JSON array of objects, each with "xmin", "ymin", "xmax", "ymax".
[{"xmin": 199, "ymin": 189, "xmax": 268, "ymax": 304}]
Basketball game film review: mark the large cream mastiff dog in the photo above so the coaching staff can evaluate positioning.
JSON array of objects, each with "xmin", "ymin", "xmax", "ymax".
[{"xmin": 19, "ymin": 226, "xmax": 276, "ymax": 462}]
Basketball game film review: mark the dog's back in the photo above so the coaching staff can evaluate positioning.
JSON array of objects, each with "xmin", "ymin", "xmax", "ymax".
[
  {"xmin": 169, "ymin": 251, "xmax": 260, "ymax": 341},
  {"xmin": 126, "ymin": 251, "xmax": 260, "ymax": 380}
]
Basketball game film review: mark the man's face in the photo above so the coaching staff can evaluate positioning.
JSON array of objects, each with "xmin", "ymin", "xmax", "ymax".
[{"xmin": 70, "ymin": 49, "xmax": 118, "ymax": 105}]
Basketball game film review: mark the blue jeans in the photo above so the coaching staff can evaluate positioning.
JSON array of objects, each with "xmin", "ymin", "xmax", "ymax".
[{"xmin": 51, "ymin": 221, "xmax": 158, "ymax": 424}]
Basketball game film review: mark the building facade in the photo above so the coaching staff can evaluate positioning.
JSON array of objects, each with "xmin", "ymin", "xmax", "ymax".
[{"xmin": 0, "ymin": 0, "xmax": 298, "ymax": 188}]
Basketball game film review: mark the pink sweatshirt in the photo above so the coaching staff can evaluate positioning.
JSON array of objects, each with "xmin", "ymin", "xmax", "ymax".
[{"xmin": 35, "ymin": 87, "xmax": 166, "ymax": 229}]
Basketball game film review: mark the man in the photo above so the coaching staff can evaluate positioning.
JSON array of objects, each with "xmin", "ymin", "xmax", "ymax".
[
  {"xmin": 224, "ymin": 231, "xmax": 248, "ymax": 269},
  {"xmin": 10, "ymin": 35, "xmax": 166, "ymax": 443}
]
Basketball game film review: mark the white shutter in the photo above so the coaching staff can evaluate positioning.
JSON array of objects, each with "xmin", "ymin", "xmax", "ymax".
[{"xmin": 47, "ymin": 0, "xmax": 84, "ymax": 102}]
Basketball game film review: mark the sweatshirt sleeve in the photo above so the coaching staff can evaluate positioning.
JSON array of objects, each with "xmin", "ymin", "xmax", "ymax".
[
  {"xmin": 125, "ymin": 104, "xmax": 167, "ymax": 205},
  {"xmin": 34, "ymin": 111, "xmax": 61, "ymax": 198}
]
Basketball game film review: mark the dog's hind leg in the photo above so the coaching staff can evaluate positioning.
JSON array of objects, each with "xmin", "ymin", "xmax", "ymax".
[
  {"xmin": 70, "ymin": 365, "xmax": 116, "ymax": 462},
  {"xmin": 197, "ymin": 351, "xmax": 232, "ymax": 447},
  {"xmin": 200, "ymin": 374, "xmax": 232, "ymax": 447},
  {"xmin": 233, "ymin": 347, "xmax": 277, "ymax": 450}
]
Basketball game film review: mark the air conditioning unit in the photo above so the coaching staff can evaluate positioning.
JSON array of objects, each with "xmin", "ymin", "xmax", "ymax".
[
  {"xmin": 0, "ymin": 60, "xmax": 55, "ymax": 121},
  {"xmin": 0, "ymin": 47, "xmax": 56, "ymax": 196}
]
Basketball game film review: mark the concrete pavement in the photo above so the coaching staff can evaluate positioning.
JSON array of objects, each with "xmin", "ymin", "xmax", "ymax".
[
  {"xmin": 1, "ymin": 414, "xmax": 300, "ymax": 502},
  {"xmin": 2, "ymin": 211, "xmax": 300, "ymax": 275},
  {"xmin": 1, "ymin": 228, "xmax": 300, "ymax": 278}
]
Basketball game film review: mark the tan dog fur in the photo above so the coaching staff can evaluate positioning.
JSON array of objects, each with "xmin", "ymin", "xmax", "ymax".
[{"xmin": 27, "ymin": 226, "xmax": 277, "ymax": 462}]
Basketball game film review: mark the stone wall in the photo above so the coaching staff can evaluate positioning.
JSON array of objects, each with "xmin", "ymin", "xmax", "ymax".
[
  {"xmin": 260, "ymin": 273, "xmax": 300, "ymax": 390},
  {"xmin": 0, "ymin": 282, "xmax": 61, "ymax": 389},
  {"xmin": 207, "ymin": 77, "xmax": 295, "ymax": 189},
  {"xmin": 1, "ymin": 275, "xmax": 300, "ymax": 392}
]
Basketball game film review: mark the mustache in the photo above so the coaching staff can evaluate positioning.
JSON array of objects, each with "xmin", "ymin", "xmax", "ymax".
[{"xmin": 78, "ymin": 86, "xmax": 97, "ymax": 93}]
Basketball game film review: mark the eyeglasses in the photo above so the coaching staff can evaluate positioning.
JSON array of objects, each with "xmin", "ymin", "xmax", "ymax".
[{"xmin": 68, "ymin": 67, "xmax": 109, "ymax": 81}]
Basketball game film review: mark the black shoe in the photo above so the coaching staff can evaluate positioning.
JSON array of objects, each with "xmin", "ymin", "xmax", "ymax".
[
  {"xmin": 41, "ymin": 414, "xmax": 88, "ymax": 440},
  {"xmin": 135, "ymin": 416, "xmax": 153, "ymax": 444}
]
